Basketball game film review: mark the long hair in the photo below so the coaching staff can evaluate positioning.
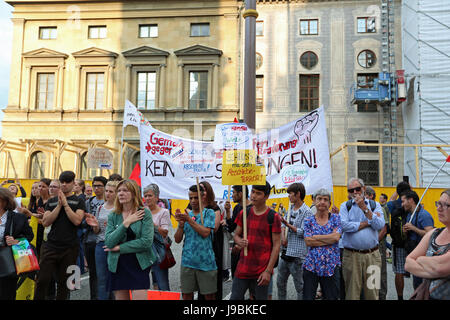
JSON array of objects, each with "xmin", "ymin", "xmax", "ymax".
[
  {"xmin": 28, "ymin": 181, "xmax": 40, "ymax": 210},
  {"xmin": 200, "ymin": 181, "xmax": 215, "ymax": 207},
  {"xmin": 114, "ymin": 179, "xmax": 144, "ymax": 214}
]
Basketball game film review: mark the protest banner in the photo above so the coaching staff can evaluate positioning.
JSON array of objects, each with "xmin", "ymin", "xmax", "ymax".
[{"xmin": 140, "ymin": 106, "xmax": 332, "ymax": 200}]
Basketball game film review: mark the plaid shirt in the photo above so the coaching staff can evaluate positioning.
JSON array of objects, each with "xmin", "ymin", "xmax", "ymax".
[
  {"xmin": 282, "ymin": 203, "xmax": 313, "ymax": 260},
  {"xmin": 234, "ymin": 207, "xmax": 282, "ymax": 279}
]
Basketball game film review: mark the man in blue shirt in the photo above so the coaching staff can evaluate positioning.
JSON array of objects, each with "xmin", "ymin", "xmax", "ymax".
[
  {"xmin": 174, "ymin": 185, "xmax": 217, "ymax": 300},
  {"xmin": 401, "ymin": 190, "xmax": 434, "ymax": 289},
  {"xmin": 340, "ymin": 178, "xmax": 385, "ymax": 300}
]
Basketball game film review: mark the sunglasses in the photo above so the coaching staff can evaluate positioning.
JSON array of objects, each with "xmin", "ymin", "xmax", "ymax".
[{"xmin": 347, "ymin": 186, "xmax": 362, "ymax": 193}]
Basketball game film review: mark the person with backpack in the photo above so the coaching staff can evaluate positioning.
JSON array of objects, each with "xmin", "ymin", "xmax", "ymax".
[
  {"xmin": 174, "ymin": 184, "xmax": 217, "ymax": 300},
  {"xmin": 230, "ymin": 182, "xmax": 281, "ymax": 300},
  {"xmin": 82, "ymin": 175, "xmax": 107, "ymax": 300},
  {"xmin": 277, "ymin": 182, "xmax": 313, "ymax": 300},
  {"xmin": 340, "ymin": 178, "xmax": 385, "ymax": 300},
  {"xmin": 387, "ymin": 181, "xmax": 412, "ymax": 300},
  {"xmin": 401, "ymin": 190, "xmax": 434, "ymax": 290}
]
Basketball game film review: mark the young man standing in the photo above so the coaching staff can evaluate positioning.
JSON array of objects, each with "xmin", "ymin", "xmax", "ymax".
[
  {"xmin": 277, "ymin": 182, "xmax": 312, "ymax": 300},
  {"xmin": 175, "ymin": 185, "xmax": 217, "ymax": 300},
  {"xmin": 34, "ymin": 171, "xmax": 86, "ymax": 300},
  {"xmin": 224, "ymin": 185, "xmax": 249, "ymax": 277},
  {"xmin": 230, "ymin": 182, "xmax": 281, "ymax": 300},
  {"xmin": 83, "ymin": 175, "xmax": 107, "ymax": 300}
]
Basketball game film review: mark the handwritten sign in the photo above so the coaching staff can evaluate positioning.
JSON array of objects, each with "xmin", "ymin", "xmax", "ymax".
[
  {"xmin": 87, "ymin": 148, "xmax": 113, "ymax": 169},
  {"xmin": 214, "ymin": 123, "xmax": 253, "ymax": 150},
  {"xmin": 222, "ymin": 150, "xmax": 266, "ymax": 185}
]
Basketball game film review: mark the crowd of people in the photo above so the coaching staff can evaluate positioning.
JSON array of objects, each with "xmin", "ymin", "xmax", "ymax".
[{"xmin": 0, "ymin": 172, "xmax": 449, "ymax": 300}]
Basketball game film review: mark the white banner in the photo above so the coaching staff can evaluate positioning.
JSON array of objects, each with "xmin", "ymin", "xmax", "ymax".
[{"xmin": 140, "ymin": 107, "xmax": 333, "ymax": 200}]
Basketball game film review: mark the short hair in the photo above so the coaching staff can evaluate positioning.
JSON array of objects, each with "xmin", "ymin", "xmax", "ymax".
[
  {"xmin": 75, "ymin": 179, "xmax": 85, "ymax": 192},
  {"xmin": 365, "ymin": 186, "xmax": 376, "ymax": 198},
  {"xmin": 286, "ymin": 183, "xmax": 306, "ymax": 201},
  {"xmin": 93, "ymin": 176, "xmax": 108, "ymax": 186},
  {"xmin": 396, "ymin": 181, "xmax": 411, "ymax": 197},
  {"xmin": 380, "ymin": 193, "xmax": 388, "ymax": 201},
  {"xmin": 348, "ymin": 177, "xmax": 365, "ymax": 188},
  {"xmin": 143, "ymin": 183, "xmax": 160, "ymax": 198},
  {"xmin": 40, "ymin": 178, "xmax": 52, "ymax": 187},
  {"xmin": 232, "ymin": 185, "xmax": 249, "ymax": 197},
  {"xmin": 441, "ymin": 189, "xmax": 450, "ymax": 198},
  {"xmin": 189, "ymin": 184, "xmax": 205, "ymax": 194},
  {"xmin": 114, "ymin": 179, "xmax": 143, "ymax": 214},
  {"xmin": 252, "ymin": 181, "xmax": 271, "ymax": 196},
  {"xmin": 314, "ymin": 188, "xmax": 331, "ymax": 201},
  {"xmin": 401, "ymin": 190, "xmax": 419, "ymax": 205},
  {"xmin": 0, "ymin": 188, "xmax": 17, "ymax": 211},
  {"xmin": 108, "ymin": 173, "xmax": 123, "ymax": 182},
  {"xmin": 59, "ymin": 171, "xmax": 75, "ymax": 183}
]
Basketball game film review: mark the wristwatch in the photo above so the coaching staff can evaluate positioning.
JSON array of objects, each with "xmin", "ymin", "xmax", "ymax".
[{"xmin": 364, "ymin": 208, "xmax": 369, "ymax": 214}]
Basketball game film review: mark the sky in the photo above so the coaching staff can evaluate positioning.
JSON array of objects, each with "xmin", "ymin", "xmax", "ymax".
[{"xmin": 0, "ymin": 1, "xmax": 13, "ymax": 137}]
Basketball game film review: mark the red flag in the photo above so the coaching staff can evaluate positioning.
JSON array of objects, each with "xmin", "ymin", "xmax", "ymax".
[
  {"xmin": 234, "ymin": 117, "xmax": 239, "ymax": 123},
  {"xmin": 447, "ymin": 155, "xmax": 450, "ymax": 162},
  {"xmin": 129, "ymin": 162, "xmax": 141, "ymax": 186}
]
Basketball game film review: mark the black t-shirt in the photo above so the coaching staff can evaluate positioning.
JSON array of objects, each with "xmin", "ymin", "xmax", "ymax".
[{"xmin": 44, "ymin": 194, "xmax": 86, "ymax": 250}]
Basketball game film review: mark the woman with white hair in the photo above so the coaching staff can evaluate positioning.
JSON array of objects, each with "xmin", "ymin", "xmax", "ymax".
[
  {"xmin": 303, "ymin": 188, "xmax": 342, "ymax": 300},
  {"xmin": 144, "ymin": 183, "xmax": 171, "ymax": 291}
]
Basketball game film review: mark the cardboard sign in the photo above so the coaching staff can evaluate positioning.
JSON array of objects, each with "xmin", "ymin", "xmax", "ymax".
[
  {"xmin": 222, "ymin": 150, "xmax": 266, "ymax": 185},
  {"xmin": 87, "ymin": 148, "xmax": 113, "ymax": 169}
]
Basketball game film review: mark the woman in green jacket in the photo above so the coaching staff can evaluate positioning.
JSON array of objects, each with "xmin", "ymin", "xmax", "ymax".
[{"xmin": 104, "ymin": 179, "xmax": 156, "ymax": 300}]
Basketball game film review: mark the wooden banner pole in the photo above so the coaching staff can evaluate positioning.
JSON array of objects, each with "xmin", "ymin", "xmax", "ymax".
[
  {"xmin": 196, "ymin": 177, "xmax": 204, "ymax": 225},
  {"xmin": 243, "ymin": 185, "xmax": 247, "ymax": 256}
]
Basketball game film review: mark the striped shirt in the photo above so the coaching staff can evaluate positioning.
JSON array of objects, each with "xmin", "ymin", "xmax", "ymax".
[{"xmin": 282, "ymin": 203, "xmax": 313, "ymax": 260}]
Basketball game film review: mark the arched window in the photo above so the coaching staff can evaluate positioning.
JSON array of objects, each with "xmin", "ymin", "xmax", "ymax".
[
  {"xmin": 358, "ymin": 50, "xmax": 376, "ymax": 68},
  {"xmin": 30, "ymin": 151, "xmax": 46, "ymax": 179}
]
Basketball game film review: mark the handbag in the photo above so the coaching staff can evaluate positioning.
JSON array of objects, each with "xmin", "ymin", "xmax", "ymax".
[
  {"xmin": 11, "ymin": 238, "xmax": 40, "ymax": 275},
  {"xmin": 159, "ymin": 237, "xmax": 176, "ymax": 269},
  {"xmin": 409, "ymin": 279, "xmax": 431, "ymax": 300},
  {"xmin": 0, "ymin": 220, "xmax": 16, "ymax": 278}
]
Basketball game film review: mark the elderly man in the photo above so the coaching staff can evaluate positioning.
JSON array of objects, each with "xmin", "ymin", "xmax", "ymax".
[{"xmin": 340, "ymin": 178, "xmax": 385, "ymax": 300}]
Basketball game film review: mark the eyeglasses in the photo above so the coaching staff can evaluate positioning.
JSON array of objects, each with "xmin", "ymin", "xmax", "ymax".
[
  {"xmin": 347, "ymin": 186, "xmax": 362, "ymax": 193},
  {"xmin": 93, "ymin": 185, "xmax": 104, "ymax": 188},
  {"xmin": 435, "ymin": 201, "xmax": 450, "ymax": 210}
]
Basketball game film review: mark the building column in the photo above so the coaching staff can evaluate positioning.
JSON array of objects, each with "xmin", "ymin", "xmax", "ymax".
[
  {"xmin": 107, "ymin": 64, "xmax": 114, "ymax": 110},
  {"xmin": 177, "ymin": 63, "xmax": 184, "ymax": 107},
  {"xmin": 57, "ymin": 64, "xmax": 65, "ymax": 110},
  {"xmin": 125, "ymin": 64, "xmax": 132, "ymax": 101},
  {"xmin": 159, "ymin": 64, "xmax": 166, "ymax": 108},
  {"xmin": 212, "ymin": 63, "xmax": 219, "ymax": 108},
  {"xmin": 23, "ymin": 66, "xmax": 32, "ymax": 111},
  {"xmin": 8, "ymin": 18, "xmax": 25, "ymax": 109},
  {"xmin": 74, "ymin": 64, "xmax": 81, "ymax": 109}
]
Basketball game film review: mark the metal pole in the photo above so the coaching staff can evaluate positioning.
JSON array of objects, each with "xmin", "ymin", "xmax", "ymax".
[
  {"xmin": 408, "ymin": 158, "xmax": 448, "ymax": 223},
  {"xmin": 243, "ymin": 0, "xmax": 257, "ymax": 131}
]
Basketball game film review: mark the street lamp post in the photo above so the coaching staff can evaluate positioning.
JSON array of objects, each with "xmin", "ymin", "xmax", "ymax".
[{"xmin": 243, "ymin": 0, "xmax": 258, "ymax": 131}]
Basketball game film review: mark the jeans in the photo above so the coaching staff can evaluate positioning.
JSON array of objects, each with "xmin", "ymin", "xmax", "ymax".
[
  {"xmin": 276, "ymin": 257, "xmax": 304, "ymax": 300},
  {"xmin": 303, "ymin": 267, "xmax": 339, "ymax": 300},
  {"xmin": 151, "ymin": 263, "xmax": 170, "ymax": 291},
  {"xmin": 230, "ymin": 277, "xmax": 269, "ymax": 300},
  {"xmin": 95, "ymin": 241, "xmax": 112, "ymax": 300},
  {"xmin": 76, "ymin": 228, "xmax": 85, "ymax": 274},
  {"xmin": 84, "ymin": 241, "xmax": 97, "ymax": 300}
]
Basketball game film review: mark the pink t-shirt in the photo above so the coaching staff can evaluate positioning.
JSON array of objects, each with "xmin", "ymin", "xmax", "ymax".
[{"xmin": 151, "ymin": 208, "xmax": 171, "ymax": 236}]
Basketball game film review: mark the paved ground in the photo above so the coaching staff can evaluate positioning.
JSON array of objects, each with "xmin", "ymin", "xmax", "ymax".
[{"xmin": 70, "ymin": 230, "xmax": 414, "ymax": 300}]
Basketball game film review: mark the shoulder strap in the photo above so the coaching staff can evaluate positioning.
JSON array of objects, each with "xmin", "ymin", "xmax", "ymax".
[{"xmin": 346, "ymin": 200, "xmax": 352, "ymax": 212}]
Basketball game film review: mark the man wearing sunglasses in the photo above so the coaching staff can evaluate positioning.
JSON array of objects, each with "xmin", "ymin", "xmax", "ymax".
[{"xmin": 339, "ymin": 178, "xmax": 385, "ymax": 300}]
